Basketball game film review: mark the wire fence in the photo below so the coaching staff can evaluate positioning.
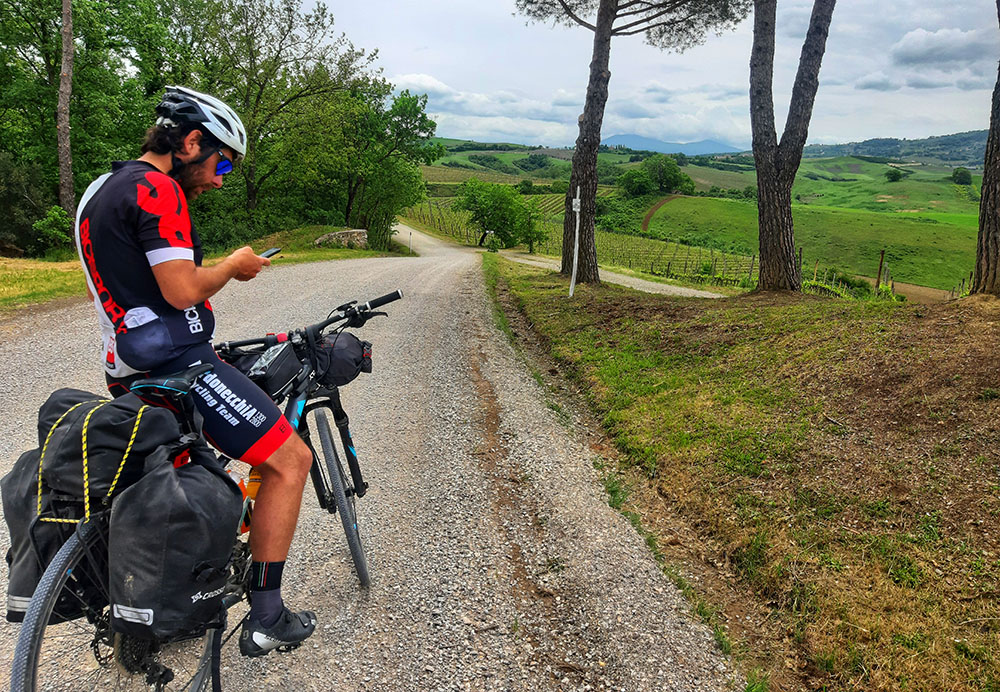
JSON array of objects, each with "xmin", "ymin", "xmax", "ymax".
[{"xmin": 402, "ymin": 199, "xmax": 899, "ymax": 299}]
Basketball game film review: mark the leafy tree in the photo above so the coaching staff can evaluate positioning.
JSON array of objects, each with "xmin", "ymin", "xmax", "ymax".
[
  {"xmin": 750, "ymin": 0, "xmax": 836, "ymax": 291},
  {"xmin": 973, "ymin": 0, "xmax": 1000, "ymax": 295},
  {"xmin": 885, "ymin": 167, "xmax": 903, "ymax": 182},
  {"xmin": 454, "ymin": 178, "xmax": 534, "ymax": 248},
  {"xmin": 952, "ymin": 167, "xmax": 972, "ymax": 185},
  {"xmin": 641, "ymin": 153, "xmax": 694, "ymax": 192},
  {"xmin": 516, "ymin": 179, "xmax": 535, "ymax": 194},
  {"xmin": 618, "ymin": 168, "xmax": 657, "ymax": 197},
  {"xmin": 515, "ymin": 0, "xmax": 750, "ymax": 284},
  {"xmin": 519, "ymin": 197, "xmax": 547, "ymax": 253},
  {"xmin": 205, "ymin": 0, "xmax": 373, "ymax": 218}
]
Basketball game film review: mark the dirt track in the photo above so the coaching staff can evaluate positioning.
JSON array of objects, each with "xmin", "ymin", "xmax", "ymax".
[{"xmin": 0, "ymin": 225, "xmax": 739, "ymax": 690}]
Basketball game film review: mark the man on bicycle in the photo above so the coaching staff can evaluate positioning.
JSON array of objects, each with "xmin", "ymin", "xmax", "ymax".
[{"xmin": 74, "ymin": 86, "xmax": 316, "ymax": 657}]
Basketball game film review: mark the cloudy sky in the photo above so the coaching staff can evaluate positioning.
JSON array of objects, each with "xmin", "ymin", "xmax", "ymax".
[{"xmin": 332, "ymin": 1, "xmax": 1000, "ymax": 149}]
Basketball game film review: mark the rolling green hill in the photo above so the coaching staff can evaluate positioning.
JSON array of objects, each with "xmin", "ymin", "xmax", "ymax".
[{"xmin": 646, "ymin": 196, "xmax": 973, "ymax": 290}]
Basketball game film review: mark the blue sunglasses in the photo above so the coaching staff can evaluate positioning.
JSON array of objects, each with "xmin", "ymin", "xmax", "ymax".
[{"xmin": 215, "ymin": 149, "xmax": 234, "ymax": 176}]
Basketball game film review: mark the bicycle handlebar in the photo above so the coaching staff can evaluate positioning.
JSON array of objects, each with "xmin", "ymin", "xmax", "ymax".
[{"xmin": 215, "ymin": 289, "xmax": 403, "ymax": 352}]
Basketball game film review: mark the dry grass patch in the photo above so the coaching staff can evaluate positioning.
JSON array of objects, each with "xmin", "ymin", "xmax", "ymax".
[{"xmin": 492, "ymin": 256, "xmax": 1000, "ymax": 692}]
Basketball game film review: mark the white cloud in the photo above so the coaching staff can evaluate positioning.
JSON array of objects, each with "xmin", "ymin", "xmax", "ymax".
[
  {"xmin": 335, "ymin": 1, "xmax": 1000, "ymax": 147},
  {"xmin": 891, "ymin": 28, "xmax": 997, "ymax": 70}
]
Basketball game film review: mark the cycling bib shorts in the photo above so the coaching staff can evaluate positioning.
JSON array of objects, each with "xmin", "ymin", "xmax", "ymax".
[{"xmin": 107, "ymin": 343, "xmax": 293, "ymax": 466}]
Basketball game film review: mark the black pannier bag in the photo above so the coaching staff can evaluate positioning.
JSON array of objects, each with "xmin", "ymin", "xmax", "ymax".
[
  {"xmin": 2, "ymin": 449, "xmax": 83, "ymax": 622},
  {"xmin": 313, "ymin": 331, "xmax": 372, "ymax": 388},
  {"xmin": 109, "ymin": 435, "xmax": 242, "ymax": 640},
  {"xmin": 38, "ymin": 389, "xmax": 180, "ymax": 499},
  {"xmin": 3, "ymin": 390, "xmax": 180, "ymax": 623}
]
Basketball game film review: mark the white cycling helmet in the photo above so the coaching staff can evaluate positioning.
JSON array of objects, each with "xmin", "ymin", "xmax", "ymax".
[{"xmin": 155, "ymin": 86, "xmax": 247, "ymax": 159}]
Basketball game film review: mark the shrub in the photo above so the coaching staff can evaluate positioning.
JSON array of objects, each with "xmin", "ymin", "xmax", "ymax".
[
  {"xmin": 885, "ymin": 167, "xmax": 903, "ymax": 182},
  {"xmin": 952, "ymin": 167, "xmax": 972, "ymax": 185},
  {"xmin": 618, "ymin": 168, "xmax": 657, "ymax": 197},
  {"xmin": 30, "ymin": 205, "xmax": 74, "ymax": 256}
]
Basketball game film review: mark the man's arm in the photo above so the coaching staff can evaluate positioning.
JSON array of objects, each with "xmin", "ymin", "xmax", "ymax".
[{"xmin": 151, "ymin": 246, "xmax": 269, "ymax": 309}]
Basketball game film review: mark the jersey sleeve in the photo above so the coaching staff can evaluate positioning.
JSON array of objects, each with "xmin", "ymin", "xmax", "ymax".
[{"xmin": 134, "ymin": 171, "xmax": 195, "ymax": 266}]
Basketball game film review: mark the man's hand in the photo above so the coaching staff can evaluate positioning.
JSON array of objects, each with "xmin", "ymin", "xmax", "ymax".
[
  {"xmin": 229, "ymin": 246, "xmax": 271, "ymax": 281},
  {"xmin": 152, "ymin": 246, "xmax": 272, "ymax": 309}
]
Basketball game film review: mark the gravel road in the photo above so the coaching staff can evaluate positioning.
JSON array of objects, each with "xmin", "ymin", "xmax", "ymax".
[{"xmin": 0, "ymin": 224, "xmax": 740, "ymax": 691}]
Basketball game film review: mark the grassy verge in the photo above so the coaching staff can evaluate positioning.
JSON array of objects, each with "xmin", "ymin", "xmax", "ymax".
[
  {"xmin": 491, "ymin": 255, "xmax": 1000, "ymax": 692},
  {"xmin": 0, "ymin": 258, "xmax": 87, "ymax": 313},
  {"xmin": 0, "ymin": 225, "xmax": 407, "ymax": 316}
]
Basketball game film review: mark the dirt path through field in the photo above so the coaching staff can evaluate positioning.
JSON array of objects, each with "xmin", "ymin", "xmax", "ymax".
[
  {"xmin": 0, "ymin": 224, "xmax": 739, "ymax": 690},
  {"xmin": 641, "ymin": 195, "xmax": 679, "ymax": 233}
]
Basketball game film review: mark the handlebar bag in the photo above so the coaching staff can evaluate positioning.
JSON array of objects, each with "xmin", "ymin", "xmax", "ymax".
[
  {"xmin": 108, "ymin": 435, "xmax": 242, "ymax": 640},
  {"xmin": 37, "ymin": 389, "xmax": 180, "ymax": 500},
  {"xmin": 313, "ymin": 332, "xmax": 372, "ymax": 388}
]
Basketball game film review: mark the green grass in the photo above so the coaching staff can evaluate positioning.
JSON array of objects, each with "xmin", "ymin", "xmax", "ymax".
[
  {"xmin": 646, "ymin": 196, "xmax": 974, "ymax": 289},
  {"xmin": 490, "ymin": 257, "xmax": 1000, "ymax": 692},
  {"xmin": 0, "ymin": 258, "xmax": 87, "ymax": 313},
  {"xmin": 1, "ymin": 226, "xmax": 407, "ymax": 316}
]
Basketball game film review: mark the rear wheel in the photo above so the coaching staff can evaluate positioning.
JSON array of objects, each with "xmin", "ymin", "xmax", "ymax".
[
  {"xmin": 11, "ymin": 517, "xmax": 216, "ymax": 692},
  {"xmin": 314, "ymin": 410, "xmax": 370, "ymax": 588}
]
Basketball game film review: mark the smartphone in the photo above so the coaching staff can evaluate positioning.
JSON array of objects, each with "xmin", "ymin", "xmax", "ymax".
[{"xmin": 260, "ymin": 247, "xmax": 281, "ymax": 258}]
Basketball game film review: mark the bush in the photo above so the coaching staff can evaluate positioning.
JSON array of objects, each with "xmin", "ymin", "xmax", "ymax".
[
  {"xmin": 30, "ymin": 206, "xmax": 74, "ymax": 256},
  {"xmin": 618, "ymin": 169, "xmax": 657, "ymax": 197},
  {"xmin": 885, "ymin": 167, "xmax": 903, "ymax": 182},
  {"xmin": 549, "ymin": 180, "xmax": 569, "ymax": 194},
  {"xmin": 952, "ymin": 167, "xmax": 972, "ymax": 185}
]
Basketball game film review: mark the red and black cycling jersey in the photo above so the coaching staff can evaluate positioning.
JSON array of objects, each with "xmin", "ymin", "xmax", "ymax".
[{"xmin": 75, "ymin": 160, "xmax": 216, "ymax": 376}]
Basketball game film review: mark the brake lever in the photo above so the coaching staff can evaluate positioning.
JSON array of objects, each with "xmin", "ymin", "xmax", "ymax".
[{"xmin": 345, "ymin": 310, "xmax": 387, "ymax": 329}]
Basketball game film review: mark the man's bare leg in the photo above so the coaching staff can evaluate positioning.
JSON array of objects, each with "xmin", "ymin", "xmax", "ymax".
[
  {"xmin": 240, "ymin": 431, "xmax": 316, "ymax": 657},
  {"xmin": 249, "ymin": 432, "xmax": 312, "ymax": 561}
]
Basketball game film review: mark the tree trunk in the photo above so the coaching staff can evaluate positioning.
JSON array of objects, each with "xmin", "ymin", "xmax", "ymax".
[
  {"xmin": 56, "ymin": 0, "xmax": 75, "ymax": 215},
  {"xmin": 561, "ymin": 0, "xmax": 617, "ymax": 283},
  {"xmin": 749, "ymin": 0, "xmax": 835, "ymax": 291},
  {"xmin": 973, "ymin": 0, "xmax": 1000, "ymax": 295}
]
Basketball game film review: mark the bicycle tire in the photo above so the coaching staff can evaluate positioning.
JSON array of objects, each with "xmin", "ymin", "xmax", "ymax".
[
  {"xmin": 11, "ymin": 519, "xmax": 215, "ymax": 692},
  {"xmin": 314, "ymin": 410, "xmax": 370, "ymax": 588}
]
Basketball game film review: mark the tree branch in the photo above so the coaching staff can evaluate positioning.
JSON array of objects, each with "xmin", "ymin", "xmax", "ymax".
[{"xmin": 556, "ymin": 0, "xmax": 596, "ymax": 31}]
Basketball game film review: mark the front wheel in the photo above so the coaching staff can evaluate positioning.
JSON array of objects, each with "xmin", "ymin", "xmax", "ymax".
[
  {"xmin": 11, "ymin": 517, "xmax": 216, "ymax": 692},
  {"xmin": 314, "ymin": 410, "xmax": 370, "ymax": 588}
]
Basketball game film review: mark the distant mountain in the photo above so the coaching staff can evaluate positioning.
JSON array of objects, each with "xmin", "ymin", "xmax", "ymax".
[
  {"xmin": 603, "ymin": 134, "xmax": 741, "ymax": 156},
  {"xmin": 802, "ymin": 130, "xmax": 987, "ymax": 167}
]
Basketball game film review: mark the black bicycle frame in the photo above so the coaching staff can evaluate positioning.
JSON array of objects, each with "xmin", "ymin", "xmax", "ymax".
[{"xmin": 279, "ymin": 365, "xmax": 367, "ymax": 513}]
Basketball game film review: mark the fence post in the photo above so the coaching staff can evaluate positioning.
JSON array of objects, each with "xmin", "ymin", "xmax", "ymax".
[
  {"xmin": 876, "ymin": 249, "xmax": 885, "ymax": 291},
  {"xmin": 813, "ymin": 259, "xmax": 819, "ymax": 281}
]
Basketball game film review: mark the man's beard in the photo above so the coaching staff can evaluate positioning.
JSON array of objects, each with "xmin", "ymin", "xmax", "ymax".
[{"xmin": 170, "ymin": 160, "xmax": 203, "ymax": 199}]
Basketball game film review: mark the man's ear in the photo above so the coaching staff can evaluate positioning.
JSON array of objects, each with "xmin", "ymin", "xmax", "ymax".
[{"xmin": 178, "ymin": 129, "xmax": 203, "ymax": 158}]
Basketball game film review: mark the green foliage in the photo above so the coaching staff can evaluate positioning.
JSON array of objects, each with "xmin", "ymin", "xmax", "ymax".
[
  {"xmin": 952, "ymin": 167, "xmax": 973, "ymax": 185},
  {"xmin": 468, "ymin": 154, "xmax": 520, "ymax": 175},
  {"xmin": 454, "ymin": 178, "xmax": 541, "ymax": 249},
  {"xmin": 514, "ymin": 153, "xmax": 550, "ymax": 172},
  {"xmin": 641, "ymin": 154, "xmax": 694, "ymax": 194},
  {"xmin": 596, "ymin": 159, "xmax": 622, "ymax": 185},
  {"xmin": 618, "ymin": 168, "xmax": 658, "ymax": 197},
  {"xmin": 594, "ymin": 194, "xmax": 650, "ymax": 231},
  {"xmin": 30, "ymin": 206, "xmax": 73, "ymax": 256},
  {"xmin": 0, "ymin": 152, "xmax": 53, "ymax": 254},
  {"xmin": 885, "ymin": 167, "xmax": 904, "ymax": 182}
]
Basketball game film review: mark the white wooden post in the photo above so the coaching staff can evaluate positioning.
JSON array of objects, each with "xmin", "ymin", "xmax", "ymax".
[{"xmin": 569, "ymin": 186, "xmax": 581, "ymax": 297}]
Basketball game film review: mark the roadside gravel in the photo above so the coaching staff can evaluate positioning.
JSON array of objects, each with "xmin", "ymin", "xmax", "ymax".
[{"xmin": 0, "ymin": 223, "xmax": 740, "ymax": 690}]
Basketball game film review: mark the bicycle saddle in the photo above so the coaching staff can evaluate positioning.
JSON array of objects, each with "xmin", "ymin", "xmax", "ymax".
[{"xmin": 129, "ymin": 363, "xmax": 214, "ymax": 398}]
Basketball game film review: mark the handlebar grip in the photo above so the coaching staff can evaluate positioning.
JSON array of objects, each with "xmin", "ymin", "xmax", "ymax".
[{"xmin": 363, "ymin": 290, "xmax": 403, "ymax": 311}]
